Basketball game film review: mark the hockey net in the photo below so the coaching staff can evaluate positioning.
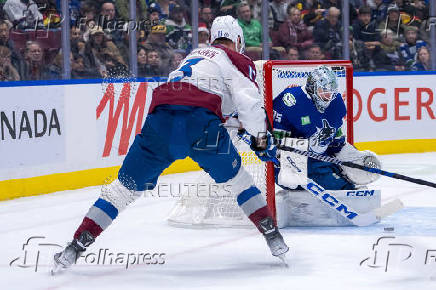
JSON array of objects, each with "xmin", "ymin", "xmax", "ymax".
[{"xmin": 166, "ymin": 60, "xmax": 354, "ymax": 228}]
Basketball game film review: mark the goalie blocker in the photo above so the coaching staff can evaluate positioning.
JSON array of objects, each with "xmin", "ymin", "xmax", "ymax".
[{"xmin": 276, "ymin": 137, "xmax": 381, "ymax": 228}]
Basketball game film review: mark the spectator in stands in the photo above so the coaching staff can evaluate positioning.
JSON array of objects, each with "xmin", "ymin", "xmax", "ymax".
[
  {"xmin": 80, "ymin": 2, "xmax": 97, "ymax": 23},
  {"xmin": 361, "ymin": 41, "xmax": 393, "ymax": 71},
  {"xmin": 198, "ymin": 23, "xmax": 210, "ymax": 48},
  {"xmin": 298, "ymin": 0, "xmax": 325, "ymax": 28},
  {"xmin": 0, "ymin": 45, "xmax": 19, "ymax": 81},
  {"xmin": 144, "ymin": 49, "xmax": 167, "ymax": 77},
  {"xmin": 408, "ymin": 0, "xmax": 428, "ymax": 24},
  {"xmin": 305, "ymin": 43, "xmax": 324, "ymax": 60},
  {"xmin": 349, "ymin": 33, "xmax": 370, "ymax": 72},
  {"xmin": 399, "ymin": 25, "xmax": 426, "ymax": 69},
  {"xmin": 101, "ymin": 47, "xmax": 129, "ymax": 78},
  {"xmin": 71, "ymin": 54, "xmax": 99, "ymax": 78},
  {"xmin": 3, "ymin": 0, "xmax": 42, "ymax": 29},
  {"xmin": 71, "ymin": 26, "xmax": 83, "ymax": 43},
  {"xmin": 247, "ymin": 0, "xmax": 262, "ymax": 21},
  {"xmin": 313, "ymin": 7, "xmax": 342, "ymax": 59},
  {"xmin": 378, "ymin": 4, "xmax": 404, "ymax": 40},
  {"xmin": 146, "ymin": 3, "xmax": 162, "ymax": 33},
  {"xmin": 155, "ymin": 0, "xmax": 170, "ymax": 20},
  {"xmin": 220, "ymin": 0, "xmax": 240, "ymax": 18},
  {"xmin": 166, "ymin": 5, "xmax": 192, "ymax": 52},
  {"xmin": 99, "ymin": 1, "xmax": 123, "ymax": 45},
  {"xmin": 169, "ymin": 49, "xmax": 184, "ymax": 72},
  {"xmin": 274, "ymin": 6, "xmax": 313, "ymax": 53},
  {"xmin": 269, "ymin": 0, "xmax": 289, "ymax": 30},
  {"xmin": 320, "ymin": 0, "xmax": 358, "ymax": 23},
  {"xmin": 237, "ymin": 2, "xmax": 262, "ymax": 48},
  {"xmin": 371, "ymin": 0, "xmax": 388, "ymax": 24},
  {"xmin": 412, "ymin": 46, "xmax": 430, "ymax": 71},
  {"xmin": 0, "ymin": 20, "xmax": 20, "ymax": 70},
  {"xmin": 353, "ymin": 6, "xmax": 380, "ymax": 43},
  {"xmin": 115, "ymin": 0, "xmax": 147, "ymax": 21},
  {"xmin": 137, "ymin": 46, "xmax": 147, "ymax": 77},
  {"xmin": 379, "ymin": 29, "xmax": 404, "ymax": 71},
  {"xmin": 19, "ymin": 41, "xmax": 56, "ymax": 80},
  {"xmin": 287, "ymin": 46, "xmax": 299, "ymax": 60},
  {"xmin": 38, "ymin": 0, "xmax": 61, "ymax": 28},
  {"xmin": 144, "ymin": 24, "xmax": 171, "ymax": 69},
  {"xmin": 200, "ymin": 6, "xmax": 214, "ymax": 29},
  {"xmin": 100, "ymin": 1, "xmax": 116, "ymax": 22},
  {"xmin": 83, "ymin": 27, "xmax": 126, "ymax": 78}
]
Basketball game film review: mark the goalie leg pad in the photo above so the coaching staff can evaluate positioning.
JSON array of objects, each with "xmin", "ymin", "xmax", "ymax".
[
  {"xmin": 308, "ymin": 159, "xmax": 355, "ymax": 190},
  {"xmin": 277, "ymin": 138, "xmax": 309, "ymax": 189}
]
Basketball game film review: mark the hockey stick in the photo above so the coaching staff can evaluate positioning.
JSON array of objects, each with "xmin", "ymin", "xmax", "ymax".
[
  {"xmin": 278, "ymin": 144, "xmax": 436, "ymax": 189},
  {"xmin": 236, "ymin": 131, "xmax": 403, "ymax": 226}
]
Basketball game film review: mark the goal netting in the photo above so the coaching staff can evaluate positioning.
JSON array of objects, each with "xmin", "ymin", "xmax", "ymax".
[{"xmin": 166, "ymin": 60, "xmax": 354, "ymax": 228}]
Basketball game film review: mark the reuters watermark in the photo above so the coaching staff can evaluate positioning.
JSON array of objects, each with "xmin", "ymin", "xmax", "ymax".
[{"xmin": 144, "ymin": 182, "xmax": 233, "ymax": 198}]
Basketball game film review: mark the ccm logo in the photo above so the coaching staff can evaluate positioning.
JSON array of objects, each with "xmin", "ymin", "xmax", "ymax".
[
  {"xmin": 347, "ymin": 190, "xmax": 375, "ymax": 197},
  {"xmin": 307, "ymin": 182, "xmax": 358, "ymax": 220}
]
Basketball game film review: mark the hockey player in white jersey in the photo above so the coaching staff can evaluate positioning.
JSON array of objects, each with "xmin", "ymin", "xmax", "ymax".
[{"xmin": 52, "ymin": 16, "xmax": 289, "ymax": 273}]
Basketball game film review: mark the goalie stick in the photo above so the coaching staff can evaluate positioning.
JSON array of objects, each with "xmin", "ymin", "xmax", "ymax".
[
  {"xmin": 277, "ymin": 144, "xmax": 436, "ymax": 189},
  {"xmin": 236, "ymin": 131, "xmax": 404, "ymax": 226}
]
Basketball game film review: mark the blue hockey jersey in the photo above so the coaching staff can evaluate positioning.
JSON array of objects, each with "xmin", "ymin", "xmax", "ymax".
[{"xmin": 273, "ymin": 86, "xmax": 346, "ymax": 156}]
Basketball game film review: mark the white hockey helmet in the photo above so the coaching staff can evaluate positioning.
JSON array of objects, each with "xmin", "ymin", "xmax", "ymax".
[
  {"xmin": 305, "ymin": 65, "xmax": 339, "ymax": 112},
  {"xmin": 210, "ymin": 15, "xmax": 245, "ymax": 53}
]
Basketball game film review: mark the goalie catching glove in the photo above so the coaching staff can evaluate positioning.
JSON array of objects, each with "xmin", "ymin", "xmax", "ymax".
[{"xmin": 335, "ymin": 143, "xmax": 381, "ymax": 185}]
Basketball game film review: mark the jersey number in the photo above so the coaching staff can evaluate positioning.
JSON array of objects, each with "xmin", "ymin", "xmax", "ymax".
[{"xmin": 169, "ymin": 57, "xmax": 204, "ymax": 82}]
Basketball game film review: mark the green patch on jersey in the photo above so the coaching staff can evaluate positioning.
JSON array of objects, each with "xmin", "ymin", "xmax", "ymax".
[
  {"xmin": 335, "ymin": 127, "xmax": 344, "ymax": 137},
  {"xmin": 301, "ymin": 116, "xmax": 311, "ymax": 125}
]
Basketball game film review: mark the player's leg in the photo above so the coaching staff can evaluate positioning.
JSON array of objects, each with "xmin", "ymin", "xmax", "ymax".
[
  {"xmin": 308, "ymin": 159, "xmax": 356, "ymax": 190},
  {"xmin": 188, "ymin": 109, "xmax": 288, "ymax": 258},
  {"xmin": 53, "ymin": 110, "xmax": 176, "ymax": 272}
]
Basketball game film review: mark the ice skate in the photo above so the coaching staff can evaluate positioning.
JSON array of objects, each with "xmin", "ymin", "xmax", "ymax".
[
  {"xmin": 258, "ymin": 217, "xmax": 289, "ymax": 264},
  {"xmin": 51, "ymin": 231, "xmax": 94, "ymax": 275}
]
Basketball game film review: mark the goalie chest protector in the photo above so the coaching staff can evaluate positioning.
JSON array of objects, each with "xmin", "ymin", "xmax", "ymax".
[{"xmin": 273, "ymin": 86, "xmax": 346, "ymax": 155}]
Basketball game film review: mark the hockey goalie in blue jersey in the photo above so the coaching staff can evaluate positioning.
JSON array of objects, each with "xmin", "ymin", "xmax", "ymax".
[{"xmin": 273, "ymin": 65, "xmax": 381, "ymax": 191}]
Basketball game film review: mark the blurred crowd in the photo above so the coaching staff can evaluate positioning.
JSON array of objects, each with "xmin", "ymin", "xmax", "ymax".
[{"xmin": 0, "ymin": 0, "xmax": 432, "ymax": 81}]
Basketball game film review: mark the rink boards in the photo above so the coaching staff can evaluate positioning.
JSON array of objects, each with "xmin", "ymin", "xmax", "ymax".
[{"xmin": 1, "ymin": 72, "xmax": 436, "ymax": 200}]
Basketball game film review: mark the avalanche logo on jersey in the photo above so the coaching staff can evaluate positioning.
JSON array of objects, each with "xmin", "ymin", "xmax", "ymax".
[{"xmin": 309, "ymin": 119, "xmax": 336, "ymax": 154}]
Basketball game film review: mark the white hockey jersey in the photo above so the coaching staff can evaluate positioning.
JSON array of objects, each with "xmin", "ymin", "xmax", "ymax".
[{"xmin": 149, "ymin": 44, "xmax": 267, "ymax": 137}]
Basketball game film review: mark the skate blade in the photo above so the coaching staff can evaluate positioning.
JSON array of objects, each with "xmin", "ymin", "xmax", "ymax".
[
  {"xmin": 50, "ymin": 260, "xmax": 65, "ymax": 276},
  {"xmin": 276, "ymin": 253, "xmax": 289, "ymax": 267}
]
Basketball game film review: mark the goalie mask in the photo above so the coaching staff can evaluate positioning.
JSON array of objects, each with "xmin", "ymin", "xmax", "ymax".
[{"xmin": 305, "ymin": 65, "xmax": 339, "ymax": 113}]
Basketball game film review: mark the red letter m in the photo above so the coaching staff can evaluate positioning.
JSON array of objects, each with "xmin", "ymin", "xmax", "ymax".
[{"xmin": 97, "ymin": 82, "xmax": 148, "ymax": 157}]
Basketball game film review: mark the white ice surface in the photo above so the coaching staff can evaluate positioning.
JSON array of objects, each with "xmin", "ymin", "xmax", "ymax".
[{"xmin": 2, "ymin": 152, "xmax": 436, "ymax": 290}]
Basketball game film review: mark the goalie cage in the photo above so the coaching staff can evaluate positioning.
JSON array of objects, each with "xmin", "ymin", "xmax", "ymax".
[{"xmin": 166, "ymin": 60, "xmax": 354, "ymax": 228}]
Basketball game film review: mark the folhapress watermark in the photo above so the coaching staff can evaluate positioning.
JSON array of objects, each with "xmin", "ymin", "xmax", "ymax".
[
  {"xmin": 360, "ymin": 236, "xmax": 436, "ymax": 273},
  {"xmin": 9, "ymin": 236, "xmax": 166, "ymax": 272}
]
